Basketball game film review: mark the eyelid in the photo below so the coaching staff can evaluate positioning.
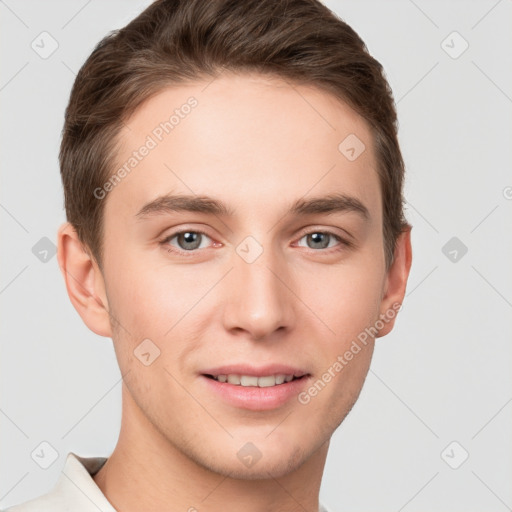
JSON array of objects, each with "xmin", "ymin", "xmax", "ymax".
[
  {"xmin": 161, "ymin": 228, "xmax": 212, "ymax": 243},
  {"xmin": 159, "ymin": 223, "xmax": 216, "ymax": 241}
]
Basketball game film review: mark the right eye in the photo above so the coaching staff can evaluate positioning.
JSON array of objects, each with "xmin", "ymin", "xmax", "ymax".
[{"xmin": 161, "ymin": 230, "xmax": 214, "ymax": 252}]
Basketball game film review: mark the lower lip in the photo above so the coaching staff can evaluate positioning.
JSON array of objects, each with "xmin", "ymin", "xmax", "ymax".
[{"xmin": 200, "ymin": 375, "xmax": 310, "ymax": 411}]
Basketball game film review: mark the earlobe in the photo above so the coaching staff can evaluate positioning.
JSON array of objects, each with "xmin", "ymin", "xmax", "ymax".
[
  {"xmin": 57, "ymin": 222, "xmax": 112, "ymax": 338},
  {"xmin": 376, "ymin": 226, "xmax": 413, "ymax": 338}
]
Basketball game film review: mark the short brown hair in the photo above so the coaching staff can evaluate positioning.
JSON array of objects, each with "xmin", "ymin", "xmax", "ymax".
[{"xmin": 60, "ymin": 0, "xmax": 409, "ymax": 270}]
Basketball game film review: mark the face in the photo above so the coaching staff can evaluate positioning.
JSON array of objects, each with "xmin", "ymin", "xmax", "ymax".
[{"xmin": 97, "ymin": 72, "xmax": 396, "ymax": 478}]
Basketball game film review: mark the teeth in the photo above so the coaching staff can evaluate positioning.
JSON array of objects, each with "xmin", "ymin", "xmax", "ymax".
[
  {"xmin": 227, "ymin": 374, "xmax": 240, "ymax": 385},
  {"xmin": 275, "ymin": 374, "xmax": 285, "ymax": 385},
  {"xmin": 213, "ymin": 374, "xmax": 297, "ymax": 387},
  {"xmin": 240, "ymin": 375, "xmax": 258, "ymax": 386},
  {"xmin": 257, "ymin": 375, "xmax": 277, "ymax": 387}
]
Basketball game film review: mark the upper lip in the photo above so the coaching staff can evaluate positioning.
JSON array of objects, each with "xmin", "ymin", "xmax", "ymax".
[{"xmin": 201, "ymin": 364, "xmax": 309, "ymax": 378}]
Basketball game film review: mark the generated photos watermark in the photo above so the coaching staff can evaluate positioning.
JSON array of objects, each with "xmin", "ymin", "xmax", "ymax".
[
  {"xmin": 298, "ymin": 301, "xmax": 402, "ymax": 405},
  {"xmin": 93, "ymin": 96, "xmax": 198, "ymax": 200}
]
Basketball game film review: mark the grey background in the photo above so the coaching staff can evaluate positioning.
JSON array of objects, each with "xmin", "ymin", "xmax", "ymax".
[{"xmin": 1, "ymin": 0, "xmax": 511, "ymax": 510}]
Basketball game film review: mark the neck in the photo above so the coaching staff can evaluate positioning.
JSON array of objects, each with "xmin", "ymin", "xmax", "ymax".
[{"xmin": 93, "ymin": 383, "xmax": 328, "ymax": 512}]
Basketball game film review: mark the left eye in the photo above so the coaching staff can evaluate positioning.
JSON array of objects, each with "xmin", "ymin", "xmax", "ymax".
[
  {"xmin": 165, "ymin": 231, "xmax": 212, "ymax": 251},
  {"xmin": 296, "ymin": 232, "xmax": 342, "ymax": 250}
]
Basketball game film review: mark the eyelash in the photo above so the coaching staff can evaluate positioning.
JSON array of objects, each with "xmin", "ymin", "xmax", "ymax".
[{"xmin": 160, "ymin": 229, "xmax": 352, "ymax": 256}]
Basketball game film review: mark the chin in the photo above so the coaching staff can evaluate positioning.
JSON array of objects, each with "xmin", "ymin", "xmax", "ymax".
[
  {"xmin": 191, "ymin": 437, "xmax": 308, "ymax": 480},
  {"xmin": 228, "ymin": 449, "xmax": 306, "ymax": 480}
]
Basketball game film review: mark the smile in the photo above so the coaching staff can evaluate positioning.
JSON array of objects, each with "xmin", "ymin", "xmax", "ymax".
[{"xmin": 204, "ymin": 374, "xmax": 303, "ymax": 387}]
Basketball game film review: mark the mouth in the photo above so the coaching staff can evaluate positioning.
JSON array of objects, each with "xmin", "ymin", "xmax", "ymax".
[
  {"xmin": 199, "ymin": 370, "xmax": 311, "ymax": 411},
  {"xmin": 202, "ymin": 373, "xmax": 308, "ymax": 387}
]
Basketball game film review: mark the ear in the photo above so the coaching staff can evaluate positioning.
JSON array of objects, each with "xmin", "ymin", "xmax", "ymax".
[
  {"xmin": 57, "ymin": 222, "xmax": 112, "ymax": 337},
  {"xmin": 376, "ymin": 226, "xmax": 413, "ymax": 338}
]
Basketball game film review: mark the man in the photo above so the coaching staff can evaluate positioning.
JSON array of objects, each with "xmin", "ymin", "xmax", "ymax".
[{"xmin": 5, "ymin": 0, "xmax": 412, "ymax": 510}]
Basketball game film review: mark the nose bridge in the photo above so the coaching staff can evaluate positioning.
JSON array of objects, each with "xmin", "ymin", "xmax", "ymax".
[{"xmin": 222, "ymin": 239, "xmax": 294, "ymax": 339}]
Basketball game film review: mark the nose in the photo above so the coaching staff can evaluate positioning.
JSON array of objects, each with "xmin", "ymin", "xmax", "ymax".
[{"xmin": 222, "ymin": 247, "xmax": 295, "ymax": 341}]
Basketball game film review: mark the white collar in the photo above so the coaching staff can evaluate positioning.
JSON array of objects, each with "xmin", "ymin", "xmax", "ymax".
[{"xmin": 6, "ymin": 452, "xmax": 115, "ymax": 512}]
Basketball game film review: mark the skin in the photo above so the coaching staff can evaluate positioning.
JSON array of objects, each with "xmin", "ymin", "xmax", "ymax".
[{"xmin": 57, "ymin": 72, "xmax": 412, "ymax": 512}]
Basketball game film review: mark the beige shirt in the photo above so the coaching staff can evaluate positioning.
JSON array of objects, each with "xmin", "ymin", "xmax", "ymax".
[
  {"xmin": 3, "ymin": 453, "xmax": 114, "ymax": 512},
  {"xmin": 3, "ymin": 452, "xmax": 332, "ymax": 511}
]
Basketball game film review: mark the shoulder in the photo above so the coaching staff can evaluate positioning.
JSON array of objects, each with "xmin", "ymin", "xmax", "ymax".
[
  {"xmin": 2, "ymin": 491, "xmax": 65, "ymax": 512},
  {"xmin": 2, "ymin": 452, "xmax": 112, "ymax": 512}
]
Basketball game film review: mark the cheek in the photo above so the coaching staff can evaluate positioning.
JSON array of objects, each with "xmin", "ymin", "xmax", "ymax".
[
  {"xmin": 104, "ymin": 256, "xmax": 213, "ymax": 383},
  {"xmin": 298, "ymin": 264, "xmax": 380, "ymax": 420},
  {"xmin": 296, "ymin": 258, "xmax": 384, "ymax": 341},
  {"xmin": 105, "ymin": 254, "xmax": 194, "ymax": 334}
]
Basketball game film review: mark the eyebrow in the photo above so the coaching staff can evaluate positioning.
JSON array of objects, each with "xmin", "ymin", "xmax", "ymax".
[{"xmin": 135, "ymin": 192, "xmax": 370, "ymax": 221}]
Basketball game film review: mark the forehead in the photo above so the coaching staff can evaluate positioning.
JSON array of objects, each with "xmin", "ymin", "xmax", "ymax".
[{"xmin": 104, "ymin": 72, "xmax": 381, "ymax": 225}]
